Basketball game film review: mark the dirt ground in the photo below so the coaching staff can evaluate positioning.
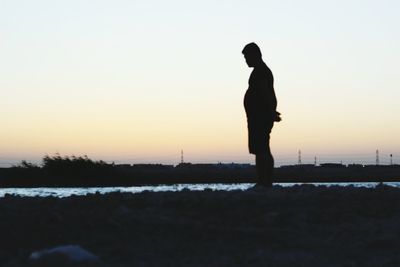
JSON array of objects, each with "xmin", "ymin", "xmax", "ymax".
[{"xmin": 1, "ymin": 184, "xmax": 400, "ymax": 266}]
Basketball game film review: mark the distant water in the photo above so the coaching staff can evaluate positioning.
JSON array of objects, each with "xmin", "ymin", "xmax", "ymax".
[{"xmin": 0, "ymin": 182, "xmax": 399, "ymax": 198}]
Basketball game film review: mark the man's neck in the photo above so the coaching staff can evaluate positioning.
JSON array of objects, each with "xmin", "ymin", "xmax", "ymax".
[{"xmin": 253, "ymin": 60, "xmax": 264, "ymax": 69}]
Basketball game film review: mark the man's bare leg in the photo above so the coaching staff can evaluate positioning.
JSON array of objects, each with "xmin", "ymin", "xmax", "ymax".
[{"xmin": 255, "ymin": 152, "xmax": 274, "ymax": 187}]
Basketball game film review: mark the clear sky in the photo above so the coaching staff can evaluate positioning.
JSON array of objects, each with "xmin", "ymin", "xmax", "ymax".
[{"xmin": 1, "ymin": 0, "xmax": 399, "ymax": 166}]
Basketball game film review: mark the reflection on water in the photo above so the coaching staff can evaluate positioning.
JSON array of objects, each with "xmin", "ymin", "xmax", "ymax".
[{"xmin": 0, "ymin": 182, "xmax": 399, "ymax": 198}]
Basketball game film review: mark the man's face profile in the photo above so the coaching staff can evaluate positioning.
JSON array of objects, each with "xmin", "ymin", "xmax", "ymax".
[{"xmin": 244, "ymin": 53, "xmax": 257, "ymax": 68}]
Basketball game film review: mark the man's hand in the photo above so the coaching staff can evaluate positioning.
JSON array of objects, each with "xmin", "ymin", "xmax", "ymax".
[{"xmin": 274, "ymin": 111, "xmax": 282, "ymax": 122}]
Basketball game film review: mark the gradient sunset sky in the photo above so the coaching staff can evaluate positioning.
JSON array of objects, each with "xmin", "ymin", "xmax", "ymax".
[{"xmin": 1, "ymin": 0, "xmax": 399, "ymax": 166}]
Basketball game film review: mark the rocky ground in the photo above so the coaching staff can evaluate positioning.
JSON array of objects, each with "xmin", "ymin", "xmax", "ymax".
[{"xmin": 1, "ymin": 184, "xmax": 400, "ymax": 266}]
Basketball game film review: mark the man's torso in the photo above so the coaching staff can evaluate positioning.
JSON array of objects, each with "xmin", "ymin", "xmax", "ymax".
[{"xmin": 244, "ymin": 62, "xmax": 277, "ymax": 127}]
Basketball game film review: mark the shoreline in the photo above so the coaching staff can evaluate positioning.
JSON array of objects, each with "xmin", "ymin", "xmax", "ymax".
[
  {"xmin": 0, "ymin": 177, "xmax": 400, "ymax": 189},
  {"xmin": 0, "ymin": 182, "xmax": 396, "ymax": 198}
]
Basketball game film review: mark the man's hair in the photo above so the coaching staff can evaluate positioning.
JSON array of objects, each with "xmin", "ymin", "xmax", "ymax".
[{"xmin": 242, "ymin": 42, "xmax": 262, "ymax": 58}]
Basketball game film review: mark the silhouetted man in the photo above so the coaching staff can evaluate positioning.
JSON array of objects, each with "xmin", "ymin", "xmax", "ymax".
[{"xmin": 242, "ymin": 43, "xmax": 281, "ymax": 187}]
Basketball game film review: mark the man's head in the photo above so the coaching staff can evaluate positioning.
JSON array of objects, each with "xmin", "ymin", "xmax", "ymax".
[{"xmin": 242, "ymin": 42, "xmax": 262, "ymax": 67}]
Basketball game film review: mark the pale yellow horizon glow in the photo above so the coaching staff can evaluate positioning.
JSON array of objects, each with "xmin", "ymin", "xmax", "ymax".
[{"xmin": 1, "ymin": 0, "xmax": 400, "ymax": 166}]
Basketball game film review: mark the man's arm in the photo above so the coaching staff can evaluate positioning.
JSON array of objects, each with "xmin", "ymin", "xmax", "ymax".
[{"xmin": 258, "ymin": 78, "xmax": 280, "ymax": 122}]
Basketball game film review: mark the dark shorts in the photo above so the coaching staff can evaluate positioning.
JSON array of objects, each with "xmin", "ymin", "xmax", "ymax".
[{"xmin": 247, "ymin": 121, "xmax": 274, "ymax": 154}]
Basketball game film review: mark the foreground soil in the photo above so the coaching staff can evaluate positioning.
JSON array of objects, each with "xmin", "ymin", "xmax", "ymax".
[{"xmin": 1, "ymin": 185, "xmax": 400, "ymax": 266}]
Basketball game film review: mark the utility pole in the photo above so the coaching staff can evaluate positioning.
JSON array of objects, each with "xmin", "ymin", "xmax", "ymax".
[
  {"xmin": 314, "ymin": 156, "xmax": 317, "ymax": 166},
  {"xmin": 376, "ymin": 149, "xmax": 379, "ymax": 166},
  {"xmin": 181, "ymin": 150, "xmax": 184, "ymax": 164},
  {"xmin": 390, "ymin": 154, "xmax": 393, "ymax": 165},
  {"xmin": 298, "ymin": 150, "xmax": 302, "ymax": 165}
]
